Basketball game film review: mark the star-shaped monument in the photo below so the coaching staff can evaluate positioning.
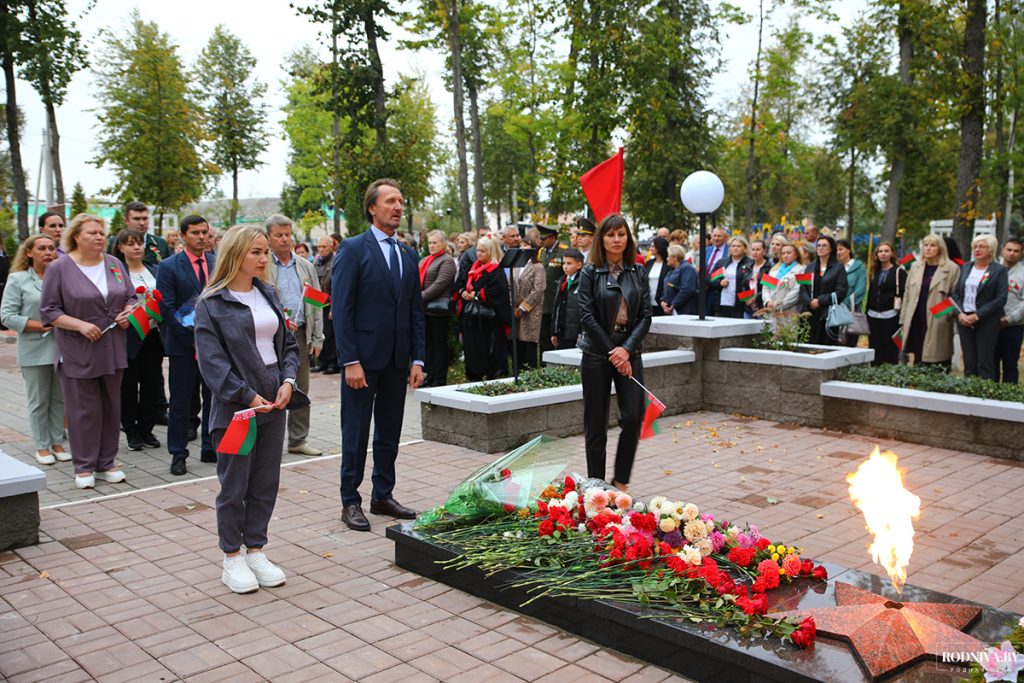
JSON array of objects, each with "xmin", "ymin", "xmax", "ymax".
[{"xmin": 768, "ymin": 582, "xmax": 985, "ymax": 681}]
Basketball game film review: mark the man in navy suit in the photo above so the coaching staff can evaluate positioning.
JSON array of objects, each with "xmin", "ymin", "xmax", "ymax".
[
  {"xmin": 332, "ymin": 179, "xmax": 426, "ymax": 531},
  {"xmin": 157, "ymin": 215, "xmax": 216, "ymax": 475}
]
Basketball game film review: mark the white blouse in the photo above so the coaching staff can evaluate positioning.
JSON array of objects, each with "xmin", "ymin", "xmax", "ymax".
[
  {"xmin": 963, "ymin": 267, "xmax": 986, "ymax": 313},
  {"xmin": 648, "ymin": 261, "xmax": 663, "ymax": 305},
  {"xmin": 229, "ymin": 287, "xmax": 279, "ymax": 365},
  {"xmin": 720, "ymin": 259, "xmax": 740, "ymax": 307},
  {"xmin": 76, "ymin": 262, "xmax": 109, "ymax": 299}
]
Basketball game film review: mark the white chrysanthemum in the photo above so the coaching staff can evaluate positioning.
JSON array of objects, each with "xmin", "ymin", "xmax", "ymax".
[
  {"xmin": 696, "ymin": 539, "xmax": 713, "ymax": 557},
  {"xmin": 682, "ymin": 503, "xmax": 699, "ymax": 521},
  {"xmin": 680, "ymin": 544, "xmax": 702, "ymax": 566},
  {"xmin": 577, "ymin": 523, "xmax": 587, "ymax": 533},
  {"xmin": 683, "ymin": 519, "xmax": 708, "ymax": 543},
  {"xmin": 649, "ymin": 495, "xmax": 669, "ymax": 514},
  {"xmin": 632, "ymin": 501, "xmax": 646, "ymax": 512},
  {"xmin": 562, "ymin": 491, "xmax": 579, "ymax": 511}
]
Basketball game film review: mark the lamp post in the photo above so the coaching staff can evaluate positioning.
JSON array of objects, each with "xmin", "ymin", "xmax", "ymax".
[{"xmin": 680, "ymin": 171, "xmax": 725, "ymax": 321}]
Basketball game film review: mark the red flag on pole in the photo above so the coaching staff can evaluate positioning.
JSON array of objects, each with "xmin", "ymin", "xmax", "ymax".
[{"xmin": 579, "ymin": 147, "xmax": 624, "ymax": 223}]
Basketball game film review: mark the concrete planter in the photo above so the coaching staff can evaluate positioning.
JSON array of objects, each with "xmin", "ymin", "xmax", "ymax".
[
  {"xmin": 821, "ymin": 381, "xmax": 1024, "ymax": 460},
  {"xmin": 416, "ymin": 350, "xmax": 699, "ymax": 453},
  {"xmin": 719, "ymin": 345, "xmax": 874, "ymax": 371}
]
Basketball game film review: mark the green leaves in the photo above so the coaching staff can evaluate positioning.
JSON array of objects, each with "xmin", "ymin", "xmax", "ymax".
[
  {"xmin": 460, "ymin": 367, "xmax": 581, "ymax": 396},
  {"xmin": 843, "ymin": 363, "xmax": 1024, "ymax": 402}
]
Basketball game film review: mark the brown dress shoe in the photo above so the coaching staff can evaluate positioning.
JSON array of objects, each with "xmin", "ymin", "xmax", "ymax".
[
  {"xmin": 369, "ymin": 497, "xmax": 416, "ymax": 520},
  {"xmin": 342, "ymin": 505, "xmax": 371, "ymax": 531}
]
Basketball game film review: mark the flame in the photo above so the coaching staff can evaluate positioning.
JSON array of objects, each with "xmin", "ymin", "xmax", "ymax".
[{"xmin": 846, "ymin": 447, "xmax": 921, "ymax": 594}]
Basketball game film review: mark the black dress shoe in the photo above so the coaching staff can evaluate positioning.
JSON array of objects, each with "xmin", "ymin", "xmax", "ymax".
[
  {"xmin": 154, "ymin": 413, "xmax": 168, "ymax": 426},
  {"xmin": 322, "ymin": 367, "xmax": 339, "ymax": 375},
  {"xmin": 369, "ymin": 497, "xmax": 416, "ymax": 520},
  {"xmin": 200, "ymin": 450, "xmax": 217, "ymax": 463},
  {"xmin": 187, "ymin": 427, "xmax": 198, "ymax": 441},
  {"xmin": 310, "ymin": 365, "xmax": 322, "ymax": 373},
  {"xmin": 141, "ymin": 433, "xmax": 160, "ymax": 448},
  {"xmin": 170, "ymin": 455, "xmax": 187, "ymax": 476},
  {"xmin": 342, "ymin": 505, "xmax": 371, "ymax": 531},
  {"xmin": 127, "ymin": 437, "xmax": 143, "ymax": 451}
]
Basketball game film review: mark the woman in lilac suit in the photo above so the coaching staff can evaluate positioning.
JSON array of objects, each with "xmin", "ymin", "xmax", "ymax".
[{"xmin": 40, "ymin": 214, "xmax": 137, "ymax": 489}]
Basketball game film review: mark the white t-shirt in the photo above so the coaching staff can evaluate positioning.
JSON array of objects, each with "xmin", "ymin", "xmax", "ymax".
[
  {"xmin": 129, "ymin": 267, "xmax": 157, "ymax": 296},
  {"xmin": 229, "ymin": 287, "xmax": 279, "ymax": 365},
  {"xmin": 720, "ymin": 259, "xmax": 740, "ymax": 307},
  {"xmin": 963, "ymin": 267, "xmax": 986, "ymax": 313},
  {"xmin": 77, "ymin": 262, "xmax": 109, "ymax": 299},
  {"xmin": 648, "ymin": 261, "xmax": 663, "ymax": 305}
]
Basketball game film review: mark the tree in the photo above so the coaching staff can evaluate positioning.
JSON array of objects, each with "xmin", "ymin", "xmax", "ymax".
[
  {"xmin": 1, "ymin": 0, "xmax": 29, "ymax": 238},
  {"xmin": 69, "ymin": 181, "xmax": 86, "ymax": 215},
  {"xmin": 623, "ymin": 0, "xmax": 716, "ymax": 229},
  {"xmin": 92, "ymin": 12, "xmax": 214, "ymax": 231},
  {"xmin": 387, "ymin": 76, "xmax": 439, "ymax": 233},
  {"xmin": 195, "ymin": 26, "xmax": 269, "ymax": 226},
  {"xmin": 951, "ymin": 0, "xmax": 988, "ymax": 255},
  {"xmin": 19, "ymin": 0, "xmax": 88, "ymax": 207}
]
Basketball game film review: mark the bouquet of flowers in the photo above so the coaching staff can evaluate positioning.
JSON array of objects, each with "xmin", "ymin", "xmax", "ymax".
[{"xmin": 419, "ymin": 462, "xmax": 825, "ymax": 649}]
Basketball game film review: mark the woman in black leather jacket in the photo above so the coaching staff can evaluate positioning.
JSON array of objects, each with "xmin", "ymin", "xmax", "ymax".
[
  {"xmin": 800, "ymin": 236, "xmax": 849, "ymax": 345},
  {"xmin": 577, "ymin": 214, "xmax": 653, "ymax": 491}
]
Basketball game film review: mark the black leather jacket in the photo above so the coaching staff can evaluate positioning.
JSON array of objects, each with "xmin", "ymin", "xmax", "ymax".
[{"xmin": 576, "ymin": 262, "xmax": 653, "ymax": 356}]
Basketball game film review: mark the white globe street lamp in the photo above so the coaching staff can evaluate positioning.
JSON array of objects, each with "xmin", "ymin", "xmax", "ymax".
[{"xmin": 680, "ymin": 171, "xmax": 725, "ymax": 320}]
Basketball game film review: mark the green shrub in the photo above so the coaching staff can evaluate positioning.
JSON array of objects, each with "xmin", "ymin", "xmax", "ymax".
[
  {"xmin": 842, "ymin": 364, "xmax": 1024, "ymax": 402},
  {"xmin": 755, "ymin": 312, "xmax": 809, "ymax": 351},
  {"xmin": 459, "ymin": 366, "xmax": 581, "ymax": 396}
]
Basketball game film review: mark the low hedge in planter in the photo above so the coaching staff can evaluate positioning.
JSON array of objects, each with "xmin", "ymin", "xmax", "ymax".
[
  {"xmin": 459, "ymin": 366, "xmax": 581, "ymax": 397},
  {"xmin": 842, "ymin": 364, "xmax": 1024, "ymax": 402}
]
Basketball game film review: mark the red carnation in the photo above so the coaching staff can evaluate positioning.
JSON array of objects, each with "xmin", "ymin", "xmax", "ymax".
[
  {"xmin": 152, "ymin": 290, "xmax": 162, "ymax": 302},
  {"xmin": 791, "ymin": 617, "xmax": 816, "ymax": 649},
  {"xmin": 812, "ymin": 565, "xmax": 828, "ymax": 581},
  {"xmin": 736, "ymin": 596, "xmax": 758, "ymax": 615},
  {"xmin": 756, "ymin": 538, "xmax": 771, "ymax": 551},
  {"xmin": 538, "ymin": 520, "xmax": 554, "ymax": 536},
  {"xmin": 727, "ymin": 547, "xmax": 756, "ymax": 567},
  {"xmin": 628, "ymin": 511, "xmax": 657, "ymax": 534},
  {"xmin": 537, "ymin": 501, "xmax": 548, "ymax": 514},
  {"xmin": 800, "ymin": 560, "xmax": 814, "ymax": 576},
  {"xmin": 135, "ymin": 285, "xmax": 146, "ymax": 293},
  {"xmin": 502, "ymin": 504, "xmax": 516, "ymax": 513},
  {"xmin": 499, "ymin": 468, "xmax": 511, "ymax": 479},
  {"xmin": 563, "ymin": 476, "xmax": 575, "ymax": 493}
]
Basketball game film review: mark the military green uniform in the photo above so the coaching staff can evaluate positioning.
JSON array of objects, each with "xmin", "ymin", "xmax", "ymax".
[{"xmin": 540, "ymin": 240, "xmax": 569, "ymax": 354}]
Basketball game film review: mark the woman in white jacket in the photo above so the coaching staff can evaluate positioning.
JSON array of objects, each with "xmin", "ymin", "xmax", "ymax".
[{"xmin": 762, "ymin": 242, "xmax": 805, "ymax": 313}]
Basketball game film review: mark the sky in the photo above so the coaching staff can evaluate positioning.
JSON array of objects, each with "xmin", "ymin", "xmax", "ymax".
[{"xmin": 11, "ymin": 0, "xmax": 871, "ymax": 207}]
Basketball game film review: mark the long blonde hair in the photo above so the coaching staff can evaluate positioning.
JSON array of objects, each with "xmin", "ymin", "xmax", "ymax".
[
  {"xmin": 10, "ymin": 234, "xmax": 57, "ymax": 273},
  {"xmin": 64, "ymin": 213, "xmax": 104, "ymax": 253},
  {"xmin": 919, "ymin": 234, "xmax": 949, "ymax": 266},
  {"xmin": 201, "ymin": 225, "xmax": 268, "ymax": 299}
]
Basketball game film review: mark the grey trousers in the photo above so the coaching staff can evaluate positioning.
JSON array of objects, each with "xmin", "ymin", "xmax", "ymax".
[
  {"xmin": 59, "ymin": 368, "xmax": 122, "ymax": 475},
  {"xmin": 287, "ymin": 326, "xmax": 311, "ymax": 447},
  {"xmin": 214, "ymin": 364, "xmax": 287, "ymax": 553},
  {"xmin": 21, "ymin": 365, "xmax": 65, "ymax": 451}
]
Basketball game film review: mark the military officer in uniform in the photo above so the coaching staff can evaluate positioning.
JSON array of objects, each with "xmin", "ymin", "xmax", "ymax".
[
  {"xmin": 576, "ymin": 216, "xmax": 595, "ymax": 264},
  {"xmin": 538, "ymin": 224, "xmax": 568, "ymax": 355}
]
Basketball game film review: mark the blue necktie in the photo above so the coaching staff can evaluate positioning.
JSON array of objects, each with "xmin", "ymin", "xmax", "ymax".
[{"xmin": 385, "ymin": 237, "xmax": 401, "ymax": 286}]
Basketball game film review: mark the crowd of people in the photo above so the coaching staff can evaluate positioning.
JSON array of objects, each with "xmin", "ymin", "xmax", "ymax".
[{"xmin": 1, "ymin": 184, "xmax": 1021, "ymax": 593}]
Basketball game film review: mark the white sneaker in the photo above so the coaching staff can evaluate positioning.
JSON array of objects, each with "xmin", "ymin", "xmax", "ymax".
[
  {"xmin": 244, "ymin": 551, "xmax": 287, "ymax": 587},
  {"xmin": 75, "ymin": 475, "xmax": 95, "ymax": 489},
  {"xmin": 95, "ymin": 469, "xmax": 126, "ymax": 483},
  {"xmin": 222, "ymin": 555, "xmax": 259, "ymax": 594},
  {"xmin": 35, "ymin": 451, "xmax": 56, "ymax": 465},
  {"xmin": 52, "ymin": 449, "xmax": 71, "ymax": 462}
]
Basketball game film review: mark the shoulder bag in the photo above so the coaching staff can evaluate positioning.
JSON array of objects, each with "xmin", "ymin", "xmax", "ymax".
[{"xmin": 826, "ymin": 292, "xmax": 853, "ymax": 330}]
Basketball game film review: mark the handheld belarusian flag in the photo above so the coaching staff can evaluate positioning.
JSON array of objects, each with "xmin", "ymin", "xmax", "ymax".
[
  {"xmin": 217, "ymin": 409, "xmax": 257, "ymax": 456},
  {"xmin": 760, "ymin": 274, "xmax": 780, "ymax": 290},
  {"xmin": 640, "ymin": 391, "xmax": 666, "ymax": 440},
  {"xmin": 127, "ymin": 304, "xmax": 151, "ymax": 340},
  {"xmin": 929, "ymin": 298, "xmax": 958, "ymax": 318},
  {"xmin": 795, "ymin": 272, "xmax": 813, "ymax": 287},
  {"xmin": 899, "ymin": 253, "xmax": 915, "ymax": 268},
  {"xmin": 709, "ymin": 267, "xmax": 726, "ymax": 282},
  {"xmin": 146, "ymin": 290, "xmax": 163, "ymax": 322},
  {"xmin": 302, "ymin": 284, "xmax": 330, "ymax": 309},
  {"xmin": 953, "ymin": 257, "xmax": 965, "ymax": 267},
  {"xmin": 892, "ymin": 326, "xmax": 903, "ymax": 351},
  {"xmin": 737, "ymin": 289, "xmax": 755, "ymax": 303}
]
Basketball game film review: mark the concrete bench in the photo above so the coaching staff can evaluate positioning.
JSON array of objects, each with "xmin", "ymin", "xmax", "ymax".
[{"xmin": 0, "ymin": 451, "xmax": 46, "ymax": 550}]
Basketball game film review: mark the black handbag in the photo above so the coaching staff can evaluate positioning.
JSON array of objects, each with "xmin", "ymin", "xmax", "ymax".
[
  {"xmin": 424, "ymin": 296, "xmax": 451, "ymax": 316},
  {"xmin": 462, "ymin": 298, "xmax": 496, "ymax": 320}
]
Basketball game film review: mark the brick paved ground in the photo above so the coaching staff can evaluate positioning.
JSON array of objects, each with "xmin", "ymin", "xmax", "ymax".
[{"xmin": 2, "ymin": 334, "xmax": 1024, "ymax": 681}]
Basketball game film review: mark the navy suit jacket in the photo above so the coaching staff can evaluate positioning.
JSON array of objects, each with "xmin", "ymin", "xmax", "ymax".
[
  {"xmin": 331, "ymin": 229, "xmax": 425, "ymax": 371},
  {"xmin": 157, "ymin": 250, "xmax": 216, "ymax": 357}
]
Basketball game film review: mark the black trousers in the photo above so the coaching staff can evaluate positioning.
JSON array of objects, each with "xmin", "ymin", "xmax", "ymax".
[
  {"xmin": 463, "ymin": 319, "xmax": 501, "ymax": 381},
  {"xmin": 515, "ymin": 340, "xmax": 538, "ymax": 372},
  {"xmin": 867, "ymin": 315, "xmax": 901, "ymax": 366},
  {"xmin": 168, "ymin": 355, "xmax": 212, "ymax": 458},
  {"xmin": 539, "ymin": 313, "xmax": 554, "ymax": 357},
  {"xmin": 581, "ymin": 348, "xmax": 645, "ymax": 485},
  {"xmin": 959, "ymin": 318, "xmax": 1000, "ymax": 380},
  {"xmin": 424, "ymin": 314, "xmax": 450, "ymax": 386},
  {"xmin": 318, "ymin": 305, "xmax": 338, "ymax": 371},
  {"xmin": 716, "ymin": 304, "xmax": 745, "ymax": 319},
  {"xmin": 339, "ymin": 365, "xmax": 406, "ymax": 507},
  {"xmin": 995, "ymin": 325, "xmax": 1023, "ymax": 383},
  {"xmin": 121, "ymin": 332, "xmax": 165, "ymax": 438}
]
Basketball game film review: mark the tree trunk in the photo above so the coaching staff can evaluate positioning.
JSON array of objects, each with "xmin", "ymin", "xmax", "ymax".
[
  {"xmin": 468, "ymin": 79, "xmax": 485, "ymax": 231},
  {"xmin": 44, "ymin": 101, "xmax": 65, "ymax": 206},
  {"xmin": 231, "ymin": 164, "xmax": 239, "ymax": 226},
  {"xmin": 362, "ymin": 7, "xmax": 387, "ymax": 148},
  {"xmin": 445, "ymin": 0, "xmax": 472, "ymax": 232},
  {"xmin": 881, "ymin": 3, "xmax": 914, "ymax": 245},
  {"xmin": 951, "ymin": 0, "xmax": 987, "ymax": 257},
  {"xmin": 744, "ymin": 0, "xmax": 764, "ymax": 231},
  {"xmin": 993, "ymin": 0, "xmax": 1007, "ymax": 245},
  {"xmin": 2, "ymin": 51, "xmax": 29, "ymax": 239},
  {"xmin": 1005, "ymin": 107, "xmax": 1017, "ymax": 244},
  {"xmin": 847, "ymin": 147, "xmax": 856, "ymax": 238},
  {"xmin": 331, "ymin": 13, "xmax": 342, "ymax": 235}
]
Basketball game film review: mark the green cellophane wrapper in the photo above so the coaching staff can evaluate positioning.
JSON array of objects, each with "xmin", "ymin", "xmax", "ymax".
[{"xmin": 416, "ymin": 435, "xmax": 572, "ymax": 528}]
